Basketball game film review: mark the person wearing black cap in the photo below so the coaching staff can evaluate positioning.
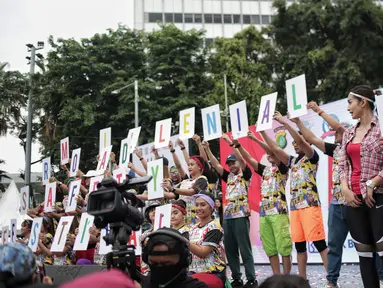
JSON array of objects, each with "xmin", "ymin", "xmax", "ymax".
[
  {"xmin": 141, "ymin": 228, "xmax": 207, "ymax": 288},
  {"xmin": 203, "ymin": 135, "xmax": 258, "ymax": 288}
]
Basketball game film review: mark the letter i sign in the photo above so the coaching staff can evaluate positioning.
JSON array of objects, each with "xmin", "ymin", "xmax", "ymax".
[{"xmin": 286, "ymin": 74, "xmax": 308, "ymax": 118}]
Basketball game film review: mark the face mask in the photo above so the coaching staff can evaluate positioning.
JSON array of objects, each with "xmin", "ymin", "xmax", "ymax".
[{"xmin": 150, "ymin": 263, "xmax": 184, "ymax": 286}]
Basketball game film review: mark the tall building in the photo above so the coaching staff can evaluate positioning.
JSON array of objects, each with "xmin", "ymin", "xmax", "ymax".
[{"xmin": 129, "ymin": 0, "xmax": 286, "ymax": 43}]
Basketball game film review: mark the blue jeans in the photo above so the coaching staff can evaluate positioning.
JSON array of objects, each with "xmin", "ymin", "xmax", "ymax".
[
  {"xmin": 375, "ymin": 253, "xmax": 383, "ymax": 280},
  {"xmin": 326, "ymin": 204, "xmax": 349, "ymax": 285}
]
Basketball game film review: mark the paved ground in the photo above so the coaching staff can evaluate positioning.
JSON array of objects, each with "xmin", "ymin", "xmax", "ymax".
[{"xmin": 235, "ymin": 264, "xmax": 363, "ymax": 287}]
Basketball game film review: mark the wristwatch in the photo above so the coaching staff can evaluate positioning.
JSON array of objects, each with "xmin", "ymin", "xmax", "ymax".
[{"xmin": 366, "ymin": 179, "xmax": 376, "ymax": 189}]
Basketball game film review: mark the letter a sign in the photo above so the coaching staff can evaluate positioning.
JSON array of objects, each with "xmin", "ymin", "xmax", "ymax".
[
  {"xmin": 256, "ymin": 92, "xmax": 278, "ymax": 132},
  {"xmin": 286, "ymin": 74, "xmax": 308, "ymax": 119}
]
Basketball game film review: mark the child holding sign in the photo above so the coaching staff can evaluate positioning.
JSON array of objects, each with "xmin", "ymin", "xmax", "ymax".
[
  {"xmin": 261, "ymin": 112, "xmax": 328, "ymax": 281},
  {"xmin": 233, "ymin": 136, "xmax": 292, "ymax": 276},
  {"xmin": 162, "ymin": 156, "xmax": 209, "ymax": 226}
]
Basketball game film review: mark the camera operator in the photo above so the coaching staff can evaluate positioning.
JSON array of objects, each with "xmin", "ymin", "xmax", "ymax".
[{"xmin": 141, "ymin": 228, "xmax": 207, "ymax": 288}]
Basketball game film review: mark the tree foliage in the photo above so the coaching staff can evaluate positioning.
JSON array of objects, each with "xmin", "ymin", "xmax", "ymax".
[
  {"xmin": 269, "ymin": 0, "xmax": 383, "ymax": 106},
  {"xmin": 210, "ymin": 26, "xmax": 275, "ymax": 125},
  {"xmin": 35, "ymin": 25, "xmax": 212, "ymax": 171},
  {"xmin": 0, "ymin": 69, "xmax": 28, "ymax": 135}
]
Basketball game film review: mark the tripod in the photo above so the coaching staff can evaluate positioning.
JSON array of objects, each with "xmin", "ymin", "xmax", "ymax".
[{"xmin": 104, "ymin": 222, "xmax": 141, "ymax": 283}]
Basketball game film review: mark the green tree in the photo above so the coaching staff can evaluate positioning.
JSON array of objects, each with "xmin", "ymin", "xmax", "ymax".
[
  {"xmin": 0, "ymin": 68, "xmax": 28, "ymax": 135},
  {"xmin": 36, "ymin": 25, "xmax": 213, "ymax": 170},
  {"xmin": 269, "ymin": 0, "xmax": 383, "ymax": 106},
  {"xmin": 145, "ymin": 24, "xmax": 213, "ymax": 139},
  {"xmin": 209, "ymin": 26, "xmax": 275, "ymax": 126}
]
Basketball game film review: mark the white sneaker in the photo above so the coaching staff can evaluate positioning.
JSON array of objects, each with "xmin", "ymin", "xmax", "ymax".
[{"xmin": 380, "ymin": 280, "xmax": 383, "ymax": 288}]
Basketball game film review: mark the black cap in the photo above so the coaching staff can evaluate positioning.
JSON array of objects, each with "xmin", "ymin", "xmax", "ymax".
[
  {"xmin": 226, "ymin": 154, "xmax": 237, "ymax": 164},
  {"xmin": 146, "ymin": 228, "xmax": 184, "ymax": 255}
]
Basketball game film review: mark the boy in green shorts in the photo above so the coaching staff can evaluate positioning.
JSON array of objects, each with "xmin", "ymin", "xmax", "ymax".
[{"xmin": 233, "ymin": 133, "xmax": 292, "ymax": 275}]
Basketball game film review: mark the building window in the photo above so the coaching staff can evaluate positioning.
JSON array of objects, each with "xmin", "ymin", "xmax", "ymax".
[
  {"xmin": 233, "ymin": 14, "xmax": 241, "ymax": 24},
  {"xmin": 262, "ymin": 15, "xmax": 270, "ymax": 24},
  {"xmin": 174, "ymin": 13, "xmax": 183, "ymax": 23},
  {"xmin": 205, "ymin": 14, "xmax": 213, "ymax": 23},
  {"xmin": 243, "ymin": 15, "xmax": 251, "ymax": 24},
  {"xmin": 251, "ymin": 15, "xmax": 260, "ymax": 24},
  {"xmin": 195, "ymin": 14, "xmax": 202, "ymax": 23},
  {"xmin": 213, "ymin": 14, "xmax": 222, "ymax": 24},
  {"xmin": 165, "ymin": 13, "xmax": 173, "ymax": 23},
  {"xmin": 223, "ymin": 14, "xmax": 232, "ymax": 23},
  {"xmin": 148, "ymin": 13, "xmax": 163, "ymax": 23},
  {"xmin": 185, "ymin": 13, "xmax": 193, "ymax": 23}
]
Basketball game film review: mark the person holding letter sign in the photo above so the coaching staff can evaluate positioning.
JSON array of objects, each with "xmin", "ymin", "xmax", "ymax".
[
  {"xmin": 162, "ymin": 155, "xmax": 209, "ymax": 226},
  {"xmin": 339, "ymin": 86, "xmax": 383, "ymax": 288},
  {"xmin": 261, "ymin": 111, "xmax": 328, "ymax": 281},
  {"xmin": 233, "ymin": 135, "xmax": 292, "ymax": 276},
  {"xmin": 203, "ymin": 135, "xmax": 257, "ymax": 288}
]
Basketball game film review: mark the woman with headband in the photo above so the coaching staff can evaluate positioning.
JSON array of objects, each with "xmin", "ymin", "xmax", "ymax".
[
  {"xmin": 170, "ymin": 199, "xmax": 190, "ymax": 239},
  {"xmin": 187, "ymin": 192, "xmax": 226, "ymax": 288},
  {"xmin": 163, "ymin": 155, "xmax": 209, "ymax": 226},
  {"xmin": 339, "ymin": 85, "xmax": 383, "ymax": 288}
]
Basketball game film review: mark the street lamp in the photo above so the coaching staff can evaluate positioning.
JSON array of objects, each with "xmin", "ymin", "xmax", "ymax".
[
  {"xmin": 111, "ymin": 80, "xmax": 139, "ymax": 128},
  {"xmin": 25, "ymin": 42, "xmax": 44, "ymax": 194}
]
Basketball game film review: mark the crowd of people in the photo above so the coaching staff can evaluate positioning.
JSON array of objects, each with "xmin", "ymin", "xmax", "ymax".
[{"xmin": 1, "ymin": 85, "xmax": 383, "ymax": 288}]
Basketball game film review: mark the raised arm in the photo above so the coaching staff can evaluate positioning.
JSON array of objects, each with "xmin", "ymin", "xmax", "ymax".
[
  {"xmin": 128, "ymin": 162, "xmax": 147, "ymax": 177},
  {"xmin": 259, "ymin": 130, "xmax": 290, "ymax": 166},
  {"xmin": 309, "ymin": 101, "xmax": 344, "ymax": 134},
  {"xmin": 202, "ymin": 141, "xmax": 224, "ymax": 176},
  {"xmin": 169, "ymin": 140, "xmax": 187, "ymax": 179},
  {"xmin": 247, "ymin": 130, "xmax": 272, "ymax": 155},
  {"xmin": 290, "ymin": 117, "xmax": 326, "ymax": 153},
  {"xmin": 135, "ymin": 148, "xmax": 148, "ymax": 172},
  {"xmin": 222, "ymin": 133, "xmax": 246, "ymax": 170},
  {"xmin": 232, "ymin": 139, "xmax": 259, "ymax": 172},
  {"xmin": 178, "ymin": 139, "xmax": 190, "ymax": 164},
  {"xmin": 274, "ymin": 111, "xmax": 313, "ymax": 158},
  {"xmin": 191, "ymin": 135, "xmax": 208, "ymax": 166}
]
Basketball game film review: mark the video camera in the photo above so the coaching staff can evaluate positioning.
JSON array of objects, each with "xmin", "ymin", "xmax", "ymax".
[{"xmin": 87, "ymin": 176, "xmax": 152, "ymax": 282}]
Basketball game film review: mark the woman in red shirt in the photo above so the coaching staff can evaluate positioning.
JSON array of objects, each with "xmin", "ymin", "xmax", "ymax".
[{"xmin": 339, "ymin": 85, "xmax": 383, "ymax": 288}]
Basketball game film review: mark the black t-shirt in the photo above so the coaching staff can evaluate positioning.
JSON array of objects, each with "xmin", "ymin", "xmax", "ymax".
[
  {"xmin": 257, "ymin": 162, "xmax": 289, "ymax": 176},
  {"xmin": 324, "ymin": 142, "xmax": 338, "ymax": 158},
  {"xmin": 221, "ymin": 166, "xmax": 252, "ymax": 183}
]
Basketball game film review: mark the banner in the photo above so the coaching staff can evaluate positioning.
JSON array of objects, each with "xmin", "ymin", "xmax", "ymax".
[{"xmin": 220, "ymin": 98, "xmax": 358, "ymax": 264}]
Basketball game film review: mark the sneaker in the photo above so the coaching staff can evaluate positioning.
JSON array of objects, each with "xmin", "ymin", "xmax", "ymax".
[
  {"xmin": 244, "ymin": 280, "xmax": 258, "ymax": 288},
  {"xmin": 380, "ymin": 280, "xmax": 383, "ymax": 288},
  {"xmin": 324, "ymin": 281, "xmax": 339, "ymax": 288},
  {"xmin": 231, "ymin": 279, "xmax": 244, "ymax": 288}
]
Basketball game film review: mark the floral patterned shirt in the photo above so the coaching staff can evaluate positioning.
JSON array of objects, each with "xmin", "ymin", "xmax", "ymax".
[
  {"xmin": 256, "ymin": 163, "xmax": 289, "ymax": 216},
  {"xmin": 288, "ymin": 150, "xmax": 320, "ymax": 211},
  {"xmin": 179, "ymin": 176, "xmax": 208, "ymax": 225},
  {"xmin": 189, "ymin": 220, "xmax": 226, "ymax": 274},
  {"xmin": 324, "ymin": 143, "xmax": 344, "ymax": 205},
  {"xmin": 222, "ymin": 166, "xmax": 252, "ymax": 219}
]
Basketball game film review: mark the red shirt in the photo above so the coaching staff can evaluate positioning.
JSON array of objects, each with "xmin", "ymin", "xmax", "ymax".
[{"xmin": 347, "ymin": 143, "xmax": 362, "ymax": 195}]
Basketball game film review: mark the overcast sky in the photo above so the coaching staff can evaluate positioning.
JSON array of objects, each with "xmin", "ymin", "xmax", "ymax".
[{"xmin": 0, "ymin": 0, "xmax": 133, "ymax": 173}]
